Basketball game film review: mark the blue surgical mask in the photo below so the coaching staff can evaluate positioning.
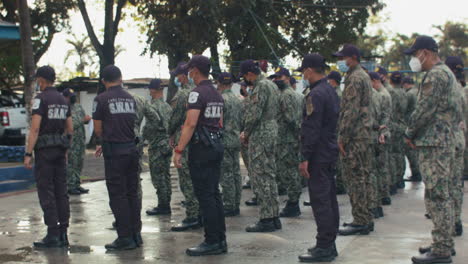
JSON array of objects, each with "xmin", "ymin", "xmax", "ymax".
[
  {"xmin": 174, "ymin": 77, "xmax": 181, "ymax": 87},
  {"xmin": 188, "ymin": 77, "xmax": 195, "ymax": 85},
  {"xmin": 35, "ymin": 82, "xmax": 40, "ymax": 92},
  {"xmin": 302, "ymin": 77, "xmax": 309, "ymax": 88},
  {"xmin": 337, "ymin": 60, "xmax": 349, "ymax": 72}
]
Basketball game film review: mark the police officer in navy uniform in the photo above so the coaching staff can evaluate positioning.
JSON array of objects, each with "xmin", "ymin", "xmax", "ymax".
[
  {"xmin": 24, "ymin": 66, "xmax": 73, "ymax": 248},
  {"xmin": 93, "ymin": 65, "xmax": 141, "ymax": 251},
  {"xmin": 297, "ymin": 54, "xmax": 340, "ymax": 262},
  {"xmin": 173, "ymin": 55, "xmax": 227, "ymax": 256}
]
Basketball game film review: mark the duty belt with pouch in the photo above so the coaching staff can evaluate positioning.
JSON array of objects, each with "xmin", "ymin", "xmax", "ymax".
[
  {"xmin": 35, "ymin": 134, "xmax": 71, "ymax": 150},
  {"xmin": 191, "ymin": 126, "xmax": 222, "ymax": 147}
]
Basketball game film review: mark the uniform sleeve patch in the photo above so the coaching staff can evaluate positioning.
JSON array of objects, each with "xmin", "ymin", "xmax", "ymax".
[
  {"xmin": 92, "ymin": 101, "xmax": 98, "ymax": 113},
  {"xmin": 188, "ymin": 92, "xmax": 199, "ymax": 104},
  {"xmin": 32, "ymin": 99, "xmax": 40, "ymax": 110}
]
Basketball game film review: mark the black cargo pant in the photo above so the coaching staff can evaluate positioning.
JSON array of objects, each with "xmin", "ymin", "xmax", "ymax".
[
  {"xmin": 189, "ymin": 140, "xmax": 226, "ymax": 244},
  {"xmin": 34, "ymin": 147, "xmax": 70, "ymax": 237},
  {"xmin": 103, "ymin": 142, "xmax": 141, "ymax": 238},
  {"xmin": 308, "ymin": 162, "xmax": 340, "ymax": 249}
]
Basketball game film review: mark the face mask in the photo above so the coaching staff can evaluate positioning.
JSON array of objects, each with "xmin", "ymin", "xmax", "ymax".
[
  {"xmin": 35, "ymin": 82, "xmax": 40, "ymax": 92},
  {"xmin": 337, "ymin": 60, "xmax": 349, "ymax": 72},
  {"xmin": 409, "ymin": 56, "xmax": 422, "ymax": 72},
  {"xmin": 174, "ymin": 77, "xmax": 181, "ymax": 87},
  {"xmin": 273, "ymin": 80, "xmax": 286, "ymax": 90},
  {"xmin": 302, "ymin": 77, "xmax": 309, "ymax": 88}
]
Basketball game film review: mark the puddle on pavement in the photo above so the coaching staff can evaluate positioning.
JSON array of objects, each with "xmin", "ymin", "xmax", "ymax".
[
  {"xmin": 68, "ymin": 245, "xmax": 91, "ymax": 254},
  {"xmin": 0, "ymin": 246, "xmax": 34, "ymax": 262},
  {"xmin": 16, "ymin": 219, "xmax": 31, "ymax": 233},
  {"xmin": 141, "ymin": 226, "xmax": 160, "ymax": 233}
]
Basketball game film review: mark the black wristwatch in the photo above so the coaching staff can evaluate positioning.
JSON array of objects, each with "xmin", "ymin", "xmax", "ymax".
[{"xmin": 24, "ymin": 152, "xmax": 33, "ymax": 157}]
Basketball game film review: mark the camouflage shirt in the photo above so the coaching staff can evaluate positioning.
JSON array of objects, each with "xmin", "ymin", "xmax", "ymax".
[
  {"xmin": 405, "ymin": 86, "xmax": 418, "ymax": 124},
  {"xmin": 370, "ymin": 88, "xmax": 382, "ymax": 143},
  {"xmin": 378, "ymin": 86, "xmax": 392, "ymax": 139},
  {"xmin": 338, "ymin": 64, "xmax": 373, "ymax": 144},
  {"xmin": 277, "ymin": 85, "xmax": 301, "ymax": 144},
  {"xmin": 391, "ymin": 84, "xmax": 408, "ymax": 134},
  {"xmin": 243, "ymin": 74, "xmax": 279, "ymax": 141},
  {"xmin": 452, "ymin": 83, "xmax": 466, "ymax": 148},
  {"xmin": 221, "ymin": 89, "xmax": 242, "ymax": 150},
  {"xmin": 128, "ymin": 91, "xmax": 146, "ymax": 139},
  {"xmin": 405, "ymin": 62, "xmax": 458, "ymax": 147},
  {"xmin": 71, "ymin": 103, "xmax": 86, "ymax": 141},
  {"xmin": 142, "ymin": 97, "xmax": 172, "ymax": 150},
  {"xmin": 168, "ymin": 83, "xmax": 195, "ymax": 139}
]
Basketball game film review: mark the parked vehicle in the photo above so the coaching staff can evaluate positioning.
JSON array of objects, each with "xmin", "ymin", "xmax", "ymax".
[{"xmin": 0, "ymin": 91, "xmax": 27, "ymax": 145}]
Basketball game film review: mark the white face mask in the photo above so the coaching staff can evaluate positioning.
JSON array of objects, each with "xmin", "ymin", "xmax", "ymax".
[
  {"xmin": 337, "ymin": 60, "xmax": 349, "ymax": 72},
  {"xmin": 409, "ymin": 56, "xmax": 422, "ymax": 72}
]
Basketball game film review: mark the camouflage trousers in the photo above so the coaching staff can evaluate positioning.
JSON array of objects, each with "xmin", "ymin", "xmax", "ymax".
[
  {"xmin": 404, "ymin": 143, "xmax": 420, "ymax": 177},
  {"xmin": 368, "ymin": 144, "xmax": 380, "ymax": 209},
  {"xmin": 149, "ymin": 148, "xmax": 172, "ymax": 207},
  {"xmin": 391, "ymin": 134, "xmax": 406, "ymax": 185},
  {"xmin": 464, "ymin": 143, "xmax": 468, "ymax": 177},
  {"xmin": 178, "ymin": 148, "xmax": 200, "ymax": 219},
  {"xmin": 335, "ymin": 159, "xmax": 345, "ymax": 192},
  {"xmin": 249, "ymin": 139, "xmax": 279, "ymax": 219},
  {"xmin": 241, "ymin": 143, "xmax": 251, "ymax": 184},
  {"xmin": 452, "ymin": 141, "xmax": 465, "ymax": 224},
  {"xmin": 419, "ymin": 146, "xmax": 454, "ymax": 256},
  {"xmin": 276, "ymin": 142, "xmax": 302, "ymax": 203},
  {"xmin": 66, "ymin": 139, "xmax": 85, "ymax": 190},
  {"xmin": 341, "ymin": 140, "xmax": 373, "ymax": 225},
  {"xmin": 220, "ymin": 148, "xmax": 242, "ymax": 211},
  {"xmin": 377, "ymin": 144, "xmax": 391, "ymax": 200}
]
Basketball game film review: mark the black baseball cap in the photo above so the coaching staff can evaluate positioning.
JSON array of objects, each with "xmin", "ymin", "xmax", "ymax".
[
  {"xmin": 296, "ymin": 53, "xmax": 328, "ymax": 72},
  {"xmin": 290, "ymin": 77, "xmax": 297, "ymax": 85},
  {"xmin": 171, "ymin": 62, "xmax": 189, "ymax": 76},
  {"xmin": 368, "ymin": 72, "xmax": 382, "ymax": 81},
  {"xmin": 62, "ymin": 88, "xmax": 75, "ymax": 97},
  {"xmin": 217, "ymin": 72, "xmax": 234, "ymax": 85},
  {"xmin": 182, "ymin": 55, "xmax": 211, "ymax": 75},
  {"xmin": 35, "ymin": 66, "xmax": 56, "ymax": 82},
  {"xmin": 402, "ymin": 76, "xmax": 415, "ymax": 85},
  {"xmin": 327, "ymin": 71, "xmax": 342, "ymax": 83},
  {"xmin": 270, "ymin": 67, "xmax": 291, "ymax": 78},
  {"xmin": 332, "ymin": 44, "xmax": 361, "ymax": 59},
  {"xmin": 445, "ymin": 56, "xmax": 464, "ymax": 72},
  {"xmin": 390, "ymin": 71, "xmax": 403, "ymax": 83},
  {"xmin": 148, "ymin": 79, "xmax": 162, "ymax": 90},
  {"xmin": 375, "ymin": 66, "xmax": 388, "ymax": 76},
  {"xmin": 239, "ymin": 60, "xmax": 260, "ymax": 77},
  {"xmin": 404, "ymin": 35, "xmax": 438, "ymax": 55},
  {"xmin": 102, "ymin": 65, "xmax": 122, "ymax": 82}
]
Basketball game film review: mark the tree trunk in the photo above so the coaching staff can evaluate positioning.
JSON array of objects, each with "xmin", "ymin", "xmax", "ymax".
[{"xmin": 210, "ymin": 43, "xmax": 221, "ymax": 79}]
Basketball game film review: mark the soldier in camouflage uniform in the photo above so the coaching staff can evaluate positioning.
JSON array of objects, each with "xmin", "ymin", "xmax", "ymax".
[
  {"xmin": 168, "ymin": 62, "xmax": 201, "ymax": 231},
  {"xmin": 404, "ymin": 36, "xmax": 457, "ymax": 264},
  {"xmin": 143, "ymin": 79, "xmax": 173, "ymax": 216},
  {"xmin": 270, "ymin": 67, "xmax": 302, "ymax": 217},
  {"xmin": 63, "ymin": 89, "xmax": 91, "ymax": 195},
  {"xmin": 216, "ymin": 73, "xmax": 243, "ymax": 217},
  {"xmin": 240, "ymin": 60, "xmax": 281, "ymax": 232},
  {"xmin": 402, "ymin": 77, "xmax": 422, "ymax": 182},
  {"xmin": 327, "ymin": 71, "xmax": 346, "ymax": 195},
  {"xmin": 445, "ymin": 56, "xmax": 466, "ymax": 237},
  {"xmin": 333, "ymin": 45, "xmax": 374, "ymax": 236}
]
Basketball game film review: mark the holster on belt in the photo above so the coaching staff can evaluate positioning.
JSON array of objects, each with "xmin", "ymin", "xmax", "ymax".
[
  {"xmin": 192, "ymin": 126, "xmax": 222, "ymax": 147},
  {"xmin": 35, "ymin": 134, "xmax": 71, "ymax": 150}
]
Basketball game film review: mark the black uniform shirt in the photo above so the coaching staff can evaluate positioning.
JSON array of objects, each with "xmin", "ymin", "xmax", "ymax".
[
  {"xmin": 187, "ymin": 80, "xmax": 224, "ymax": 131},
  {"xmin": 92, "ymin": 85, "xmax": 136, "ymax": 143},
  {"xmin": 32, "ymin": 87, "xmax": 70, "ymax": 136},
  {"xmin": 301, "ymin": 78, "xmax": 340, "ymax": 163}
]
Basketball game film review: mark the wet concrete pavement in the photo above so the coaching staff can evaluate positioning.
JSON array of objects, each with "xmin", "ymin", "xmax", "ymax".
[{"xmin": 0, "ymin": 164, "xmax": 467, "ymax": 264}]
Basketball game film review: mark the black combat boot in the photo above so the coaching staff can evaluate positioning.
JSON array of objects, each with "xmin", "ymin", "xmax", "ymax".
[
  {"xmin": 390, "ymin": 185, "xmax": 397, "ymax": 195},
  {"xmin": 377, "ymin": 206, "xmax": 384, "ymax": 218},
  {"xmin": 342, "ymin": 222, "xmax": 374, "ymax": 231},
  {"xmin": 171, "ymin": 218, "xmax": 201, "ymax": 232},
  {"xmin": 245, "ymin": 197, "xmax": 258, "ymax": 206},
  {"xmin": 186, "ymin": 242, "xmax": 225, "ymax": 256},
  {"xmin": 370, "ymin": 208, "xmax": 380, "ymax": 219},
  {"xmin": 105, "ymin": 237, "xmax": 137, "ymax": 251},
  {"xmin": 280, "ymin": 201, "xmax": 301, "ymax": 217},
  {"xmin": 242, "ymin": 181, "xmax": 251, "ymax": 189},
  {"xmin": 381, "ymin": 197, "xmax": 391, "ymax": 206},
  {"xmin": 60, "ymin": 232, "xmax": 69, "ymax": 247},
  {"xmin": 146, "ymin": 205, "xmax": 171, "ymax": 216},
  {"xmin": 299, "ymin": 245, "xmax": 338, "ymax": 262},
  {"xmin": 397, "ymin": 180, "xmax": 405, "ymax": 189},
  {"xmin": 78, "ymin": 186, "xmax": 89, "ymax": 193},
  {"xmin": 406, "ymin": 172, "xmax": 422, "ymax": 182},
  {"xmin": 68, "ymin": 188, "xmax": 81, "ymax": 195},
  {"xmin": 33, "ymin": 234, "xmax": 62, "ymax": 248},
  {"xmin": 411, "ymin": 252, "xmax": 452, "ymax": 264},
  {"xmin": 454, "ymin": 221, "xmax": 463, "ymax": 236},
  {"xmin": 273, "ymin": 217, "xmax": 282, "ymax": 230},
  {"xmin": 134, "ymin": 233, "xmax": 143, "ymax": 247},
  {"xmin": 419, "ymin": 245, "xmax": 456, "ymax": 256},
  {"xmin": 224, "ymin": 208, "xmax": 240, "ymax": 217},
  {"xmin": 339, "ymin": 224, "xmax": 372, "ymax": 236},
  {"xmin": 246, "ymin": 218, "xmax": 276, "ymax": 232}
]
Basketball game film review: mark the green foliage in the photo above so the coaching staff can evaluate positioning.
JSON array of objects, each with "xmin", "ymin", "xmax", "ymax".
[
  {"xmin": 436, "ymin": 21, "xmax": 468, "ymax": 65},
  {"xmin": 0, "ymin": 42, "xmax": 22, "ymax": 90}
]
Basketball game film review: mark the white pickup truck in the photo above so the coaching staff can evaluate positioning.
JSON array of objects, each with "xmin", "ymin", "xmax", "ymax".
[{"xmin": 0, "ymin": 91, "xmax": 28, "ymax": 145}]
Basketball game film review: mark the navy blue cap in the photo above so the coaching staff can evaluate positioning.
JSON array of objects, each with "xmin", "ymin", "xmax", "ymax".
[
  {"xmin": 290, "ymin": 77, "xmax": 297, "ymax": 85},
  {"xmin": 390, "ymin": 71, "xmax": 403, "ymax": 83},
  {"xmin": 183, "ymin": 55, "xmax": 211, "ymax": 75},
  {"xmin": 368, "ymin": 72, "xmax": 382, "ymax": 81},
  {"xmin": 217, "ymin": 72, "xmax": 234, "ymax": 85},
  {"xmin": 402, "ymin": 76, "xmax": 415, "ymax": 85},
  {"xmin": 102, "ymin": 65, "xmax": 122, "ymax": 82},
  {"xmin": 404, "ymin": 35, "xmax": 438, "ymax": 55},
  {"xmin": 171, "ymin": 62, "xmax": 189, "ymax": 76},
  {"xmin": 327, "ymin": 71, "xmax": 342, "ymax": 84},
  {"xmin": 148, "ymin": 79, "xmax": 162, "ymax": 90},
  {"xmin": 35, "ymin": 66, "xmax": 56, "ymax": 82},
  {"xmin": 332, "ymin": 44, "xmax": 360, "ymax": 58},
  {"xmin": 270, "ymin": 67, "xmax": 291, "ymax": 78},
  {"xmin": 296, "ymin": 53, "xmax": 328, "ymax": 72},
  {"xmin": 375, "ymin": 66, "xmax": 388, "ymax": 76},
  {"xmin": 62, "ymin": 88, "xmax": 75, "ymax": 97},
  {"xmin": 239, "ymin": 60, "xmax": 260, "ymax": 77},
  {"xmin": 445, "ymin": 56, "xmax": 464, "ymax": 72}
]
